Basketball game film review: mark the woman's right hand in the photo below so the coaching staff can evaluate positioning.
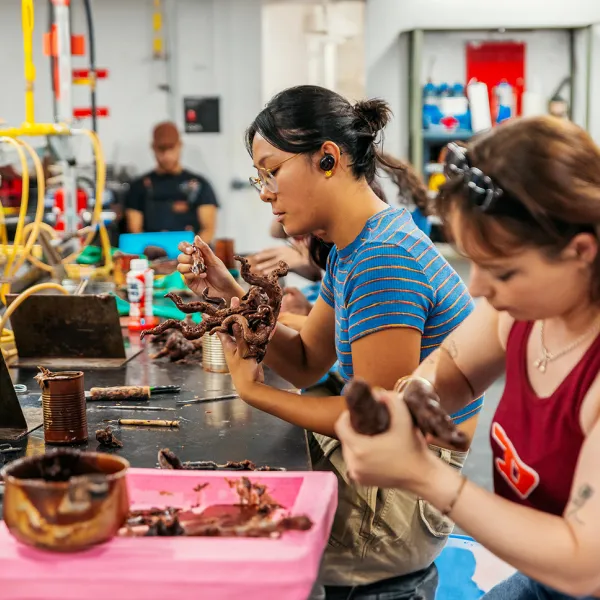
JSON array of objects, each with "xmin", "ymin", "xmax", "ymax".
[{"xmin": 177, "ymin": 236, "xmax": 244, "ymax": 302}]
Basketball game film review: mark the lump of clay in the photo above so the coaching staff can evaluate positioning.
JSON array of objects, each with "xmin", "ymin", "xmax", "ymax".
[
  {"xmin": 143, "ymin": 245, "xmax": 168, "ymax": 261},
  {"xmin": 150, "ymin": 318, "xmax": 203, "ymax": 363},
  {"xmin": 345, "ymin": 379, "xmax": 391, "ymax": 435},
  {"xmin": 157, "ymin": 448, "xmax": 184, "ymax": 470},
  {"xmin": 141, "ymin": 256, "xmax": 289, "ymax": 362},
  {"xmin": 344, "ymin": 378, "xmax": 469, "ymax": 451},
  {"xmin": 96, "ymin": 426, "xmax": 123, "ymax": 449}
]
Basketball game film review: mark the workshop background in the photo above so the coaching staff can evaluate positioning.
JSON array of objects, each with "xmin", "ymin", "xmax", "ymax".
[
  {"xmin": 1, "ymin": 0, "xmax": 600, "ymax": 487},
  {"xmin": 1, "ymin": 1, "xmax": 599, "ymax": 597},
  {"xmin": 2, "ymin": 0, "xmax": 598, "ymax": 253}
]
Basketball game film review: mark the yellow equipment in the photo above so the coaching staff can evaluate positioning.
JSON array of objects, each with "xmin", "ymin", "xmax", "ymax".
[{"xmin": 0, "ymin": 0, "xmax": 114, "ymax": 363}]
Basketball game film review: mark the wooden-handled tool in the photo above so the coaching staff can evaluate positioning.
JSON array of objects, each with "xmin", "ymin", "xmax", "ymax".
[
  {"xmin": 118, "ymin": 419, "xmax": 180, "ymax": 428},
  {"xmin": 86, "ymin": 385, "xmax": 180, "ymax": 401}
]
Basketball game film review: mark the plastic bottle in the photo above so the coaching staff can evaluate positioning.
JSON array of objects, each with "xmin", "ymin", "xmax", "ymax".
[
  {"xmin": 494, "ymin": 80, "xmax": 514, "ymax": 124},
  {"xmin": 127, "ymin": 258, "xmax": 158, "ymax": 331}
]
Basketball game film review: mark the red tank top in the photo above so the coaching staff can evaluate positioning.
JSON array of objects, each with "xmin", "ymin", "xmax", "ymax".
[{"xmin": 490, "ymin": 321, "xmax": 600, "ymax": 516}]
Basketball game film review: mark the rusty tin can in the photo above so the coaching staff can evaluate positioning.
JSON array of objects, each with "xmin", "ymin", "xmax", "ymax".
[
  {"xmin": 214, "ymin": 238, "xmax": 236, "ymax": 270},
  {"xmin": 39, "ymin": 370, "xmax": 88, "ymax": 445},
  {"xmin": 113, "ymin": 253, "xmax": 139, "ymax": 287},
  {"xmin": 1, "ymin": 449, "xmax": 130, "ymax": 552}
]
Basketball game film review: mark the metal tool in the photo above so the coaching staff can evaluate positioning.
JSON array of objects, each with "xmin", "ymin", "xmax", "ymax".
[
  {"xmin": 182, "ymin": 460, "xmax": 286, "ymax": 472},
  {"xmin": 94, "ymin": 405, "xmax": 177, "ymax": 412},
  {"xmin": 176, "ymin": 393, "xmax": 238, "ymax": 405},
  {"xmin": 0, "ymin": 444, "xmax": 22, "ymax": 454}
]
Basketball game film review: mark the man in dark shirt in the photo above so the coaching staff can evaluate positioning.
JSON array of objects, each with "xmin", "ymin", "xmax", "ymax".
[{"xmin": 124, "ymin": 121, "xmax": 218, "ymax": 242}]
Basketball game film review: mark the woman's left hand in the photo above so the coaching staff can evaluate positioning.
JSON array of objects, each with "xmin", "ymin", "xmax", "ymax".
[
  {"xmin": 334, "ymin": 389, "xmax": 433, "ymax": 489},
  {"xmin": 217, "ymin": 298, "xmax": 265, "ymax": 397}
]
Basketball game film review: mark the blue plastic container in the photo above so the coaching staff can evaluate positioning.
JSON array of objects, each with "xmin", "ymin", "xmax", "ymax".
[{"xmin": 118, "ymin": 231, "xmax": 195, "ymax": 259}]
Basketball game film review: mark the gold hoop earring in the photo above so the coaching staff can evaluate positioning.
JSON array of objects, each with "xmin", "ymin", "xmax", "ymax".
[{"xmin": 325, "ymin": 170, "xmax": 333, "ymax": 178}]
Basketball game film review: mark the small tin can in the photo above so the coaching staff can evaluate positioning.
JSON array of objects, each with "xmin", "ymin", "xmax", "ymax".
[
  {"xmin": 39, "ymin": 371, "xmax": 88, "ymax": 445},
  {"xmin": 214, "ymin": 239, "xmax": 236, "ymax": 270},
  {"xmin": 202, "ymin": 335, "xmax": 229, "ymax": 374},
  {"xmin": 113, "ymin": 253, "xmax": 139, "ymax": 287}
]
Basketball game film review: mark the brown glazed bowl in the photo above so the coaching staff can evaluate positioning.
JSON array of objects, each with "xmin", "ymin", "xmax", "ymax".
[{"xmin": 1, "ymin": 449, "xmax": 130, "ymax": 552}]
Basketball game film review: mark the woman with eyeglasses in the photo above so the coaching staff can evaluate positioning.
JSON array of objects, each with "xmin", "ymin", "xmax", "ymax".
[
  {"xmin": 177, "ymin": 85, "xmax": 482, "ymax": 599},
  {"xmin": 335, "ymin": 116, "xmax": 600, "ymax": 599}
]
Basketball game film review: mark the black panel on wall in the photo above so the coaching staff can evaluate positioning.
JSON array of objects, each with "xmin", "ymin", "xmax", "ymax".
[{"xmin": 183, "ymin": 97, "xmax": 220, "ymax": 133}]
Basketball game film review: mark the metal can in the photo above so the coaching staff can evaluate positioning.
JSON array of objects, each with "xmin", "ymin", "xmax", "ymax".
[
  {"xmin": 39, "ymin": 371, "xmax": 88, "ymax": 445},
  {"xmin": 202, "ymin": 334, "xmax": 229, "ymax": 374}
]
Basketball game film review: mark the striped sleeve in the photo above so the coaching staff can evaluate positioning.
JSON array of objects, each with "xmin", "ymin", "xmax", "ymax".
[
  {"xmin": 346, "ymin": 244, "xmax": 434, "ymax": 343},
  {"xmin": 450, "ymin": 395, "xmax": 484, "ymax": 424}
]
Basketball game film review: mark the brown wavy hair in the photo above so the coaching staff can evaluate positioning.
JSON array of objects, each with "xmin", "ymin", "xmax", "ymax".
[
  {"xmin": 436, "ymin": 116, "xmax": 600, "ymax": 295},
  {"xmin": 378, "ymin": 153, "xmax": 430, "ymax": 215}
]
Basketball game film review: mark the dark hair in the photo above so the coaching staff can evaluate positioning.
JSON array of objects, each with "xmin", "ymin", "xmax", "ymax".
[
  {"xmin": 245, "ymin": 85, "xmax": 392, "ymax": 183},
  {"xmin": 377, "ymin": 153, "xmax": 430, "ymax": 215},
  {"xmin": 436, "ymin": 115, "xmax": 600, "ymax": 297},
  {"xmin": 308, "ymin": 236, "xmax": 333, "ymax": 271}
]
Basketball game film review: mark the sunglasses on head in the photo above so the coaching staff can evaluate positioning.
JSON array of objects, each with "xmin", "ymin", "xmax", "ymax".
[
  {"xmin": 444, "ymin": 143, "xmax": 509, "ymax": 213},
  {"xmin": 443, "ymin": 142, "xmax": 595, "ymax": 238}
]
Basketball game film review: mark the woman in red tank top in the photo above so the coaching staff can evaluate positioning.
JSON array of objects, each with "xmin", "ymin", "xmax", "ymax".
[{"xmin": 335, "ymin": 116, "xmax": 600, "ymax": 598}]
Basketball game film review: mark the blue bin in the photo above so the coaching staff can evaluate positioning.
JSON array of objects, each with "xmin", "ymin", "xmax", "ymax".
[{"xmin": 118, "ymin": 231, "xmax": 195, "ymax": 259}]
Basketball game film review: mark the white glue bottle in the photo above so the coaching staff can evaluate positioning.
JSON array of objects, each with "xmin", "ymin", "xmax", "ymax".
[{"xmin": 127, "ymin": 258, "xmax": 157, "ymax": 332}]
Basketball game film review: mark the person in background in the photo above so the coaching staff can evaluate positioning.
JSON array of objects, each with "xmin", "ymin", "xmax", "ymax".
[
  {"xmin": 125, "ymin": 121, "xmax": 219, "ymax": 242},
  {"xmin": 177, "ymin": 85, "xmax": 482, "ymax": 599},
  {"xmin": 335, "ymin": 116, "xmax": 600, "ymax": 599}
]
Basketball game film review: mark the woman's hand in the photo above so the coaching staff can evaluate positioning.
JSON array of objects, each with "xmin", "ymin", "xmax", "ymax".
[
  {"xmin": 247, "ymin": 244, "xmax": 309, "ymax": 276},
  {"xmin": 334, "ymin": 389, "xmax": 433, "ymax": 489},
  {"xmin": 218, "ymin": 323, "xmax": 264, "ymax": 399},
  {"xmin": 177, "ymin": 235, "xmax": 244, "ymax": 301},
  {"xmin": 281, "ymin": 287, "xmax": 312, "ymax": 316},
  {"xmin": 278, "ymin": 312, "xmax": 308, "ymax": 332}
]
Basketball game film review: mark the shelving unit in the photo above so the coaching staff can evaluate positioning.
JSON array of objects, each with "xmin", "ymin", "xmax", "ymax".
[
  {"xmin": 421, "ymin": 128, "xmax": 473, "ymax": 179},
  {"xmin": 404, "ymin": 25, "xmax": 595, "ymax": 241},
  {"xmin": 407, "ymin": 26, "xmax": 594, "ymax": 177}
]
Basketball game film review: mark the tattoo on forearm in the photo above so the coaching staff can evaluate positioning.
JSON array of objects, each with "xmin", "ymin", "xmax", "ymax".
[
  {"xmin": 566, "ymin": 484, "xmax": 594, "ymax": 524},
  {"xmin": 441, "ymin": 339, "xmax": 459, "ymax": 360}
]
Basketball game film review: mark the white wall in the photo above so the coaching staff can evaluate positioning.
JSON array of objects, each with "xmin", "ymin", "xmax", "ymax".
[
  {"xmin": 0, "ymin": 0, "xmax": 273, "ymax": 254},
  {"xmin": 365, "ymin": 32, "xmax": 409, "ymax": 161},
  {"xmin": 262, "ymin": 0, "xmax": 365, "ymax": 102}
]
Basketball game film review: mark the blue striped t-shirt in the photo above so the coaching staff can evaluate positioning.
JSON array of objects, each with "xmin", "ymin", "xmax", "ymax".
[{"xmin": 320, "ymin": 206, "xmax": 482, "ymax": 424}]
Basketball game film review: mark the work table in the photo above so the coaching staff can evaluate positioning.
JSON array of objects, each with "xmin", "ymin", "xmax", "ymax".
[{"xmin": 0, "ymin": 344, "xmax": 311, "ymax": 516}]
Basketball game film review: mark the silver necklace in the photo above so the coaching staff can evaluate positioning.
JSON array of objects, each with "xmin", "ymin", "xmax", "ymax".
[{"xmin": 534, "ymin": 319, "xmax": 600, "ymax": 373}]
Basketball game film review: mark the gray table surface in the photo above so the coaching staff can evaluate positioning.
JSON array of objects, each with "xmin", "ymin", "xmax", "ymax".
[{"xmin": 0, "ymin": 343, "xmax": 310, "ymax": 516}]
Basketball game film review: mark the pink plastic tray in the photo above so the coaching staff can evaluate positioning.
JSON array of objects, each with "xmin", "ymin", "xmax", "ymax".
[{"xmin": 0, "ymin": 468, "xmax": 338, "ymax": 600}]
